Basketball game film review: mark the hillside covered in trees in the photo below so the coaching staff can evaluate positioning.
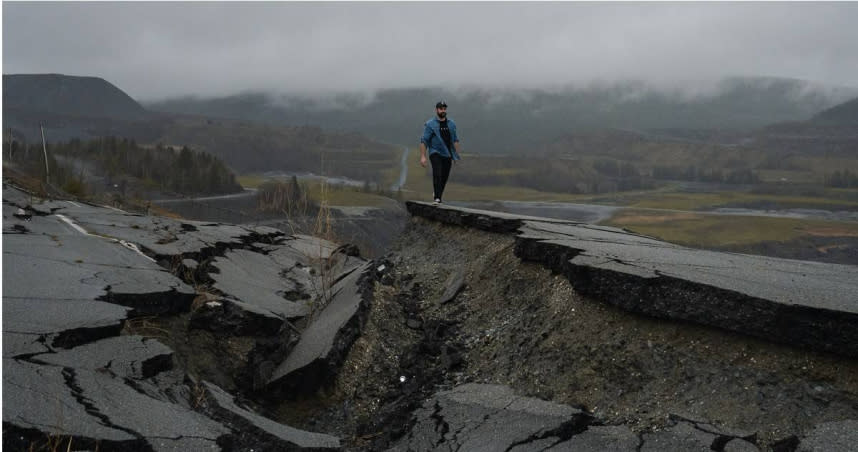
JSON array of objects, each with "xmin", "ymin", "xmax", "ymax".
[
  {"xmin": 3, "ymin": 74, "xmax": 402, "ymax": 186},
  {"xmin": 5, "ymin": 136, "xmax": 243, "ymax": 198}
]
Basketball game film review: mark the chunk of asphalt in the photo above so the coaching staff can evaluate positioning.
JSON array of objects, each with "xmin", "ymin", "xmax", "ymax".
[
  {"xmin": 286, "ymin": 234, "xmax": 338, "ymax": 260},
  {"xmin": 3, "ymin": 298, "xmax": 130, "ymax": 354},
  {"xmin": 796, "ymin": 419, "xmax": 858, "ymax": 452},
  {"xmin": 267, "ymin": 261, "xmax": 373, "ymax": 393},
  {"xmin": 34, "ymin": 335, "xmax": 174, "ymax": 379},
  {"xmin": 210, "ymin": 249, "xmax": 310, "ymax": 320},
  {"xmin": 438, "ymin": 268, "xmax": 465, "ymax": 304},
  {"xmin": 3, "ymin": 359, "xmax": 139, "ymax": 446},
  {"xmin": 388, "ymin": 383, "xmax": 592, "ymax": 452},
  {"xmin": 3, "ymin": 332, "xmax": 50, "ymax": 358},
  {"xmin": 4, "ymin": 228, "xmax": 196, "ymax": 316},
  {"xmin": 202, "ymin": 381, "xmax": 340, "ymax": 450},
  {"xmin": 406, "ymin": 201, "xmax": 858, "ymax": 358},
  {"xmin": 69, "ymin": 366, "xmax": 229, "ymax": 450}
]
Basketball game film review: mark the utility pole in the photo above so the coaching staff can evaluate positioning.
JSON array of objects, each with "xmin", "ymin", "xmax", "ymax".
[{"xmin": 40, "ymin": 124, "xmax": 50, "ymax": 185}]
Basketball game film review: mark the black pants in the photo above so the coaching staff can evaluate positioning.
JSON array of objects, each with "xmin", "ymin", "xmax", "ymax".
[{"xmin": 430, "ymin": 154, "xmax": 453, "ymax": 201}]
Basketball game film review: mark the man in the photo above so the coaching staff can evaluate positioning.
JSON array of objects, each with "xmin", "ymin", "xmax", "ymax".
[{"xmin": 420, "ymin": 101, "xmax": 461, "ymax": 204}]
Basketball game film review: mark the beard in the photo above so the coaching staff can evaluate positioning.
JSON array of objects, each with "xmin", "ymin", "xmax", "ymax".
[{"xmin": 438, "ymin": 112, "xmax": 447, "ymax": 119}]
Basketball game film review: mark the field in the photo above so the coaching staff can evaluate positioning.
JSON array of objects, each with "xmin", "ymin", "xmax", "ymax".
[
  {"xmin": 239, "ymin": 147, "xmax": 858, "ymax": 264},
  {"xmin": 603, "ymin": 209, "xmax": 858, "ymax": 248},
  {"xmin": 400, "ymin": 152, "xmax": 596, "ymax": 202}
]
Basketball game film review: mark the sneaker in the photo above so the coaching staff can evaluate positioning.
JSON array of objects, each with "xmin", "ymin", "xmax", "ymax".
[{"xmin": 433, "ymin": 198, "xmax": 441, "ymax": 205}]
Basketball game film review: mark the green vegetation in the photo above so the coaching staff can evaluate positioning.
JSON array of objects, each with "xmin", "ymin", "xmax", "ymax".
[
  {"xmin": 157, "ymin": 117, "xmax": 401, "ymax": 185},
  {"xmin": 626, "ymin": 190, "xmax": 858, "ymax": 211},
  {"xmin": 256, "ymin": 176, "xmax": 398, "ymax": 210},
  {"xmin": 603, "ymin": 209, "xmax": 858, "ymax": 248},
  {"xmin": 147, "ymin": 77, "xmax": 853, "ymax": 155},
  {"xmin": 236, "ymin": 174, "xmax": 271, "ymax": 188},
  {"xmin": 307, "ymin": 184, "xmax": 397, "ymax": 207},
  {"xmin": 402, "ymin": 152, "xmax": 594, "ymax": 202},
  {"xmin": 5, "ymin": 136, "xmax": 242, "ymax": 197}
]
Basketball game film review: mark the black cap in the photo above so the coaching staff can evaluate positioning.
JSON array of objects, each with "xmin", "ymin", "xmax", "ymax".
[{"xmin": 435, "ymin": 101, "xmax": 447, "ymax": 108}]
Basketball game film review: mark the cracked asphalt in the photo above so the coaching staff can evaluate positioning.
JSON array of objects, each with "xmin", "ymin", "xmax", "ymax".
[
  {"xmin": 2, "ymin": 184, "xmax": 354, "ymax": 451},
  {"xmin": 5, "ymin": 183, "xmax": 858, "ymax": 452}
]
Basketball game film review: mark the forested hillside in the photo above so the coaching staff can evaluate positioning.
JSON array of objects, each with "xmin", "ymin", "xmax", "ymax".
[
  {"xmin": 6, "ymin": 136, "xmax": 242, "ymax": 197},
  {"xmin": 148, "ymin": 77, "xmax": 858, "ymax": 153},
  {"xmin": 4, "ymin": 74, "xmax": 151, "ymax": 120}
]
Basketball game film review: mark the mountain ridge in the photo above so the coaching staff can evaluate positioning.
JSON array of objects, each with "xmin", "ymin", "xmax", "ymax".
[
  {"xmin": 3, "ymin": 73, "xmax": 152, "ymax": 120},
  {"xmin": 146, "ymin": 76, "xmax": 858, "ymax": 152}
]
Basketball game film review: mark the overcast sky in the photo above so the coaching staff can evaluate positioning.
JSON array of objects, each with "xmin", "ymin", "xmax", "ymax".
[{"xmin": 4, "ymin": 2, "xmax": 858, "ymax": 101}]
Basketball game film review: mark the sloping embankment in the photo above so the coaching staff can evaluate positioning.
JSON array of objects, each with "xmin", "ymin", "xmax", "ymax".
[{"xmin": 282, "ymin": 202, "xmax": 858, "ymax": 450}]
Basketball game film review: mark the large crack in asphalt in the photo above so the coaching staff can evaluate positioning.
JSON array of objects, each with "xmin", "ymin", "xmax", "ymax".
[{"xmin": 60, "ymin": 367, "xmax": 155, "ymax": 452}]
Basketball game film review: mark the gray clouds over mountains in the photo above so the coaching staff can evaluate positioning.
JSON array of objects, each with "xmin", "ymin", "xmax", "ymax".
[{"xmin": 3, "ymin": 2, "xmax": 858, "ymax": 101}]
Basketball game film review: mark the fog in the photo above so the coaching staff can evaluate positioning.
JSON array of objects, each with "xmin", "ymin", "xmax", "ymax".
[{"xmin": 4, "ymin": 2, "xmax": 858, "ymax": 101}]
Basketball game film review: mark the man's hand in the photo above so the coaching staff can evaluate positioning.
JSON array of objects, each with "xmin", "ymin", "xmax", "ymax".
[{"xmin": 420, "ymin": 154, "xmax": 427, "ymax": 168}]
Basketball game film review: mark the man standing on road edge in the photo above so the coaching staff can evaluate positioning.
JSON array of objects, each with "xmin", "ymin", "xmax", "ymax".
[{"xmin": 420, "ymin": 101, "xmax": 461, "ymax": 204}]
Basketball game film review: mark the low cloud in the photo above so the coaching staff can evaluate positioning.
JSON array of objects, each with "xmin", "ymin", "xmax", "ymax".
[{"xmin": 4, "ymin": 2, "xmax": 858, "ymax": 100}]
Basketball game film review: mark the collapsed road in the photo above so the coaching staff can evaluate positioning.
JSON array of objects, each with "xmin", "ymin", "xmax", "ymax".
[{"xmin": 4, "ymin": 184, "xmax": 858, "ymax": 451}]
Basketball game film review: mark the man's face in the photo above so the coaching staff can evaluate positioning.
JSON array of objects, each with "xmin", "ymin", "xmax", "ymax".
[{"xmin": 436, "ymin": 107, "xmax": 447, "ymax": 119}]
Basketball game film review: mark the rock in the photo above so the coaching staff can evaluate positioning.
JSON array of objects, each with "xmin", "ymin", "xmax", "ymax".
[
  {"xmin": 13, "ymin": 207, "xmax": 31, "ymax": 221},
  {"xmin": 202, "ymin": 381, "xmax": 340, "ymax": 450},
  {"xmin": 440, "ymin": 344, "xmax": 463, "ymax": 371},
  {"xmin": 438, "ymin": 269, "xmax": 465, "ymax": 304}
]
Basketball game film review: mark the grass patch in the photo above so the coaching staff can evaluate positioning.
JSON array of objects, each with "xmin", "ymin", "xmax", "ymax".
[
  {"xmin": 628, "ymin": 191, "xmax": 858, "ymax": 211},
  {"xmin": 236, "ymin": 174, "xmax": 271, "ymax": 189},
  {"xmin": 604, "ymin": 209, "xmax": 858, "ymax": 247},
  {"xmin": 305, "ymin": 182, "xmax": 394, "ymax": 207},
  {"xmin": 756, "ymin": 169, "xmax": 817, "ymax": 184},
  {"xmin": 401, "ymin": 153, "xmax": 597, "ymax": 202}
]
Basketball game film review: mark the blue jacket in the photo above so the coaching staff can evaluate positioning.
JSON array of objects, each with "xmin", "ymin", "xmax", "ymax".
[{"xmin": 421, "ymin": 117, "xmax": 460, "ymax": 160}]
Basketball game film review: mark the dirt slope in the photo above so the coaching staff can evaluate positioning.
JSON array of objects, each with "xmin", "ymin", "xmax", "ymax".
[{"xmin": 273, "ymin": 216, "xmax": 858, "ymax": 451}]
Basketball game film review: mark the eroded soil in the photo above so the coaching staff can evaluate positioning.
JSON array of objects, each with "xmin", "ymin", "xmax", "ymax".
[{"xmin": 271, "ymin": 216, "xmax": 858, "ymax": 451}]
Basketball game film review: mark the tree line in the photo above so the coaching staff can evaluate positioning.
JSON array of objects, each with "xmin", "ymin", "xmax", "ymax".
[
  {"xmin": 454, "ymin": 155, "xmax": 761, "ymax": 195},
  {"xmin": 5, "ymin": 136, "xmax": 243, "ymax": 197},
  {"xmin": 825, "ymin": 170, "xmax": 858, "ymax": 188}
]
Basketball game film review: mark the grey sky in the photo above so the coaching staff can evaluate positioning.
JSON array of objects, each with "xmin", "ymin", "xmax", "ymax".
[{"xmin": 3, "ymin": 2, "xmax": 858, "ymax": 101}]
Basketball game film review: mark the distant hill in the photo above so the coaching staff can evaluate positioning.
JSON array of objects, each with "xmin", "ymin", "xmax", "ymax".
[
  {"xmin": 812, "ymin": 97, "xmax": 858, "ymax": 124},
  {"xmin": 4, "ymin": 74, "xmax": 151, "ymax": 120},
  {"xmin": 746, "ymin": 95, "xmax": 858, "ymax": 158},
  {"xmin": 3, "ymin": 73, "xmax": 163, "ymax": 144},
  {"xmin": 147, "ymin": 77, "xmax": 858, "ymax": 153},
  {"xmin": 1, "ymin": 73, "xmax": 400, "ymax": 183}
]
